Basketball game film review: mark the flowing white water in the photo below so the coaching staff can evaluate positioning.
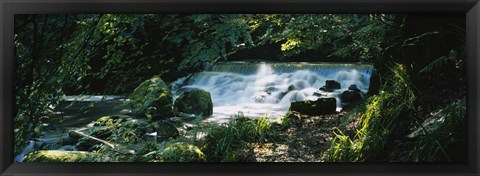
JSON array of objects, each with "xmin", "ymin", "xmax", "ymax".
[{"xmin": 174, "ymin": 62, "xmax": 374, "ymax": 123}]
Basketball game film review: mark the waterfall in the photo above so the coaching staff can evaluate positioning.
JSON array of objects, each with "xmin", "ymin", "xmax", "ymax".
[{"xmin": 173, "ymin": 62, "xmax": 374, "ymax": 123}]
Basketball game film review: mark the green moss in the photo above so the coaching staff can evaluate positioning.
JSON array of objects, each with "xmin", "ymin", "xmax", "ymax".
[
  {"xmin": 129, "ymin": 77, "xmax": 173, "ymax": 120},
  {"xmin": 174, "ymin": 89, "xmax": 213, "ymax": 117},
  {"xmin": 160, "ymin": 143, "xmax": 206, "ymax": 162},
  {"xmin": 23, "ymin": 150, "xmax": 97, "ymax": 162}
]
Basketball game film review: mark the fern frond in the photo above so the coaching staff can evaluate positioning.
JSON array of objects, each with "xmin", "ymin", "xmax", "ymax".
[{"xmin": 420, "ymin": 49, "xmax": 457, "ymax": 74}]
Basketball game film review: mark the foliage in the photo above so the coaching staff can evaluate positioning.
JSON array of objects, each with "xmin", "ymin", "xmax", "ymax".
[
  {"xmin": 14, "ymin": 14, "xmax": 87, "ymax": 155},
  {"xmin": 159, "ymin": 142, "xmax": 206, "ymax": 162},
  {"xmin": 326, "ymin": 64, "xmax": 415, "ymax": 161},
  {"xmin": 165, "ymin": 14, "xmax": 256, "ymax": 70},
  {"xmin": 419, "ymin": 50, "xmax": 458, "ymax": 74},
  {"xmin": 412, "ymin": 97, "xmax": 466, "ymax": 162},
  {"xmin": 416, "ymin": 24, "xmax": 465, "ymax": 75},
  {"xmin": 255, "ymin": 14, "xmax": 402, "ymax": 63}
]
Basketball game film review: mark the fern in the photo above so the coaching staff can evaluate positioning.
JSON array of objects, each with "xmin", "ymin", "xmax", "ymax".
[{"xmin": 420, "ymin": 49, "xmax": 457, "ymax": 74}]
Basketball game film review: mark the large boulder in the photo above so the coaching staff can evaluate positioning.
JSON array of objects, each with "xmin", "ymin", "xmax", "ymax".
[
  {"xmin": 129, "ymin": 77, "xmax": 173, "ymax": 120},
  {"xmin": 319, "ymin": 80, "xmax": 341, "ymax": 92},
  {"xmin": 160, "ymin": 142, "xmax": 206, "ymax": 162},
  {"xmin": 23, "ymin": 150, "xmax": 97, "ymax": 162},
  {"xmin": 289, "ymin": 98, "xmax": 336, "ymax": 115},
  {"xmin": 174, "ymin": 89, "xmax": 213, "ymax": 118}
]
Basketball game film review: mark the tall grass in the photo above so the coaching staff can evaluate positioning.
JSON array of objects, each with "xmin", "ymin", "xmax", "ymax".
[
  {"xmin": 201, "ymin": 112, "xmax": 278, "ymax": 162},
  {"xmin": 412, "ymin": 97, "xmax": 466, "ymax": 162},
  {"xmin": 326, "ymin": 64, "xmax": 415, "ymax": 162}
]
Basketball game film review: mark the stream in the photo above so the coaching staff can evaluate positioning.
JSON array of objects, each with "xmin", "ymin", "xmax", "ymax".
[
  {"xmin": 172, "ymin": 62, "xmax": 373, "ymax": 123},
  {"xmin": 16, "ymin": 62, "xmax": 373, "ymax": 161}
]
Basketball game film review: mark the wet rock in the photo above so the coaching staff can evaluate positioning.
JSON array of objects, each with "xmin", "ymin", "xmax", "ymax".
[
  {"xmin": 174, "ymin": 89, "xmax": 213, "ymax": 118},
  {"xmin": 348, "ymin": 84, "xmax": 361, "ymax": 92},
  {"xmin": 319, "ymin": 80, "xmax": 341, "ymax": 92},
  {"xmin": 67, "ymin": 130, "xmax": 84, "ymax": 141},
  {"xmin": 75, "ymin": 137, "xmax": 102, "ymax": 151},
  {"xmin": 183, "ymin": 123, "xmax": 194, "ymax": 131},
  {"xmin": 155, "ymin": 120, "xmax": 179, "ymax": 142},
  {"xmin": 288, "ymin": 85, "xmax": 297, "ymax": 91},
  {"xmin": 289, "ymin": 98, "xmax": 336, "ymax": 115},
  {"xmin": 264, "ymin": 86, "xmax": 278, "ymax": 94},
  {"xmin": 340, "ymin": 90, "xmax": 362, "ymax": 103},
  {"xmin": 129, "ymin": 77, "xmax": 174, "ymax": 120},
  {"xmin": 254, "ymin": 92, "xmax": 269, "ymax": 103}
]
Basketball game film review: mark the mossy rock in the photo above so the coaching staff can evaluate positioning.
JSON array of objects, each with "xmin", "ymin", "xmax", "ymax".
[
  {"xmin": 155, "ymin": 120, "xmax": 179, "ymax": 142},
  {"xmin": 23, "ymin": 150, "xmax": 97, "ymax": 162},
  {"xmin": 130, "ymin": 77, "xmax": 173, "ymax": 120},
  {"xmin": 173, "ymin": 89, "xmax": 213, "ymax": 118},
  {"xmin": 289, "ymin": 98, "xmax": 336, "ymax": 115},
  {"xmin": 160, "ymin": 143, "xmax": 206, "ymax": 162}
]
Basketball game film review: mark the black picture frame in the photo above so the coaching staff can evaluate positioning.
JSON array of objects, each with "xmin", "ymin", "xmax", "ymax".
[{"xmin": 1, "ymin": 0, "xmax": 479, "ymax": 175}]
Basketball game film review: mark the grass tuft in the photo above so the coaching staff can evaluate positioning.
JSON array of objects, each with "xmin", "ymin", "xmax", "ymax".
[{"xmin": 326, "ymin": 63, "xmax": 415, "ymax": 162}]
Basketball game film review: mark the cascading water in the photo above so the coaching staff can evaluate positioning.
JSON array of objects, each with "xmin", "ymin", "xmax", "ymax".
[{"xmin": 172, "ymin": 62, "xmax": 373, "ymax": 123}]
